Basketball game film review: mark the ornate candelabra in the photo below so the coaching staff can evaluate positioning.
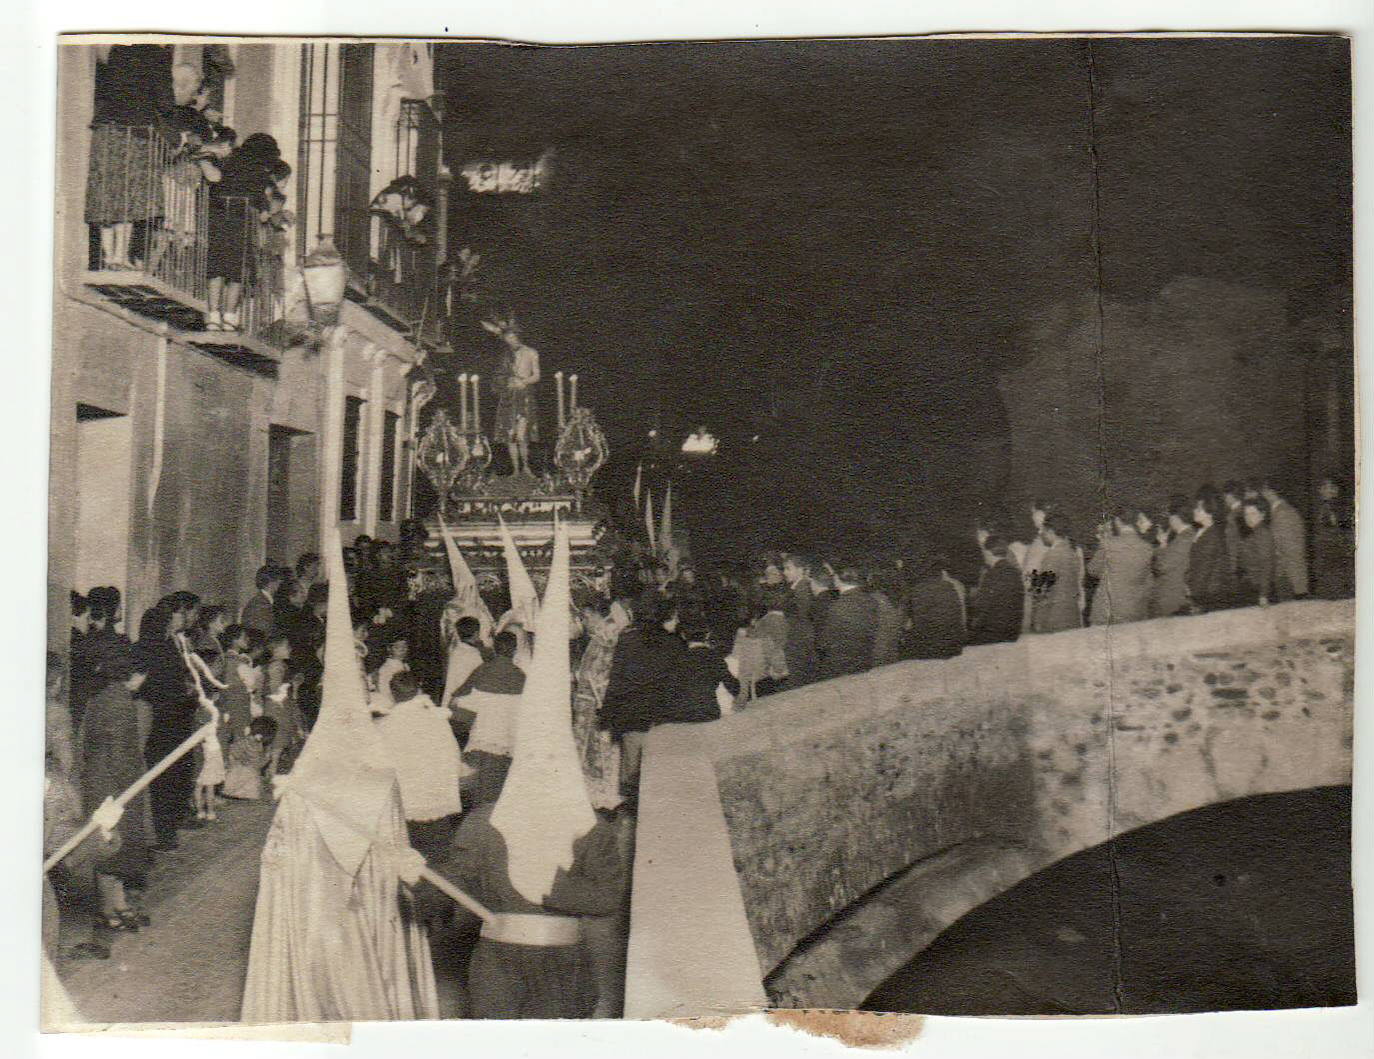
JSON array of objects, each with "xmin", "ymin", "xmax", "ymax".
[
  {"xmin": 455, "ymin": 429, "xmax": 494, "ymax": 496},
  {"xmin": 553, "ymin": 405, "xmax": 609, "ymax": 506},
  {"xmin": 414, "ymin": 410, "xmax": 469, "ymax": 517}
]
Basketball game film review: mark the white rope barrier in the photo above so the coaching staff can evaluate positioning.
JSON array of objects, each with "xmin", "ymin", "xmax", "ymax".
[
  {"xmin": 288, "ymin": 787, "xmax": 494, "ymax": 923},
  {"xmin": 44, "ymin": 721, "xmax": 215, "ymax": 874}
]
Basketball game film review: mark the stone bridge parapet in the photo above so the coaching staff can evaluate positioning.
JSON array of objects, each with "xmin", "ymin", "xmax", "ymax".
[{"xmin": 624, "ymin": 599, "xmax": 1354, "ymax": 1017}]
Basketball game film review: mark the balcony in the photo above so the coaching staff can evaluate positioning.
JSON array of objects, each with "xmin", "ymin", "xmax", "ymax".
[
  {"xmin": 360, "ymin": 216, "xmax": 442, "ymax": 346},
  {"xmin": 81, "ymin": 125, "xmax": 284, "ymax": 373}
]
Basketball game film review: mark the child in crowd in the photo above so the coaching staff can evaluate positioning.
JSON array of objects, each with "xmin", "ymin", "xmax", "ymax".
[
  {"xmin": 262, "ymin": 635, "xmax": 300, "ymax": 772},
  {"xmin": 370, "ymin": 636, "xmax": 411, "ymax": 714},
  {"xmin": 45, "ymin": 766, "xmax": 116, "ymax": 961},
  {"xmin": 79, "ymin": 650, "xmax": 154, "ymax": 934},
  {"xmin": 194, "ymin": 694, "xmax": 226, "ymax": 822},
  {"xmin": 257, "ymin": 161, "xmax": 294, "ymax": 321},
  {"xmin": 223, "ymin": 716, "xmax": 278, "ymax": 800},
  {"xmin": 219, "ymin": 624, "xmax": 266, "ymax": 741}
]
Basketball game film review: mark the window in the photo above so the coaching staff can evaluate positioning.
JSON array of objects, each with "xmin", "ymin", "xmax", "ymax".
[
  {"xmin": 379, "ymin": 410, "xmax": 400, "ymax": 523},
  {"xmin": 298, "ymin": 43, "xmax": 339, "ymax": 261},
  {"xmin": 340, "ymin": 395, "xmax": 365, "ymax": 521},
  {"xmin": 297, "ymin": 42, "xmax": 373, "ymax": 273},
  {"xmin": 394, "ymin": 100, "xmax": 424, "ymax": 185},
  {"xmin": 336, "ymin": 45, "xmax": 375, "ymax": 276}
]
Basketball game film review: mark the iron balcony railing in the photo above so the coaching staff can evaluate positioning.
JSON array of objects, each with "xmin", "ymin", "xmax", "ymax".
[
  {"xmin": 87, "ymin": 124, "xmax": 210, "ymax": 298},
  {"xmin": 368, "ymin": 217, "xmax": 439, "ymax": 334},
  {"xmin": 85, "ymin": 125, "xmax": 286, "ymax": 348},
  {"xmin": 211, "ymin": 194, "xmax": 288, "ymax": 342}
]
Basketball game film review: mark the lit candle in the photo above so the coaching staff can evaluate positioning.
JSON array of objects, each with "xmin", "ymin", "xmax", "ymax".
[
  {"xmin": 555, "ymin": 370, "xmax": 565, "ymax": 429},
  {"xmin": 570, "ymin": 373, "xmax": 579, "ymax": 415},
  {"xmin": 472, "ymin": 374, "xmax": 480, "ymax": 429},
  {"xmin": 458, "ymin": 372, "xmax": 469, "ymax": 433}
]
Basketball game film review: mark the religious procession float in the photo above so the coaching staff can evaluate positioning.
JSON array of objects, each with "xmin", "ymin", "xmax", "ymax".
[{"xmin": 413, "ymin": 351, "xmax": 611, "ymax": 584}]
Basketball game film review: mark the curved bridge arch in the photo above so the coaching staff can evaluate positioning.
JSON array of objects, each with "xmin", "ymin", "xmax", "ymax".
[{"xmin": 624, "ymin": 599, "xmax": 1354, "ymax": 1017}]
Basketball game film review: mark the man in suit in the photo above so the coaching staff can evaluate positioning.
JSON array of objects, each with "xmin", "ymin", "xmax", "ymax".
[
  {"xmin": 662, "ymin": 609, "xmax": 739, "ymax": 725},
  {"xmin": 240, "ymin": 564, "xmax": 283, "ymax": 638},
  {"xmin": 781, "ymin": 552, "xmax": 815, "ymax": 620},
  {"xmin": 969, "ymin": 535, "xmax": 1024, "ymax": 646},
  {"xmin": 817, "ymin": 564, "xmax": 878, "ymax": 680},
  {"xmin": 807, "ymin": 560, "xmax": 838, "ymax": 635},
  {"xmin": 1221, "ymin": 481, "xmax": 1246, "ymax": 570},
  {"xmin": 905, "ymin": 554, "xmax": 967, "ymax": 659},
  {"xmin": 601, "ymin": 594, "xmax": 687, "ymax": 795},
  {"xmin": 1261, "ymin": 481, "xmax": 1309, "ymax": 600}
]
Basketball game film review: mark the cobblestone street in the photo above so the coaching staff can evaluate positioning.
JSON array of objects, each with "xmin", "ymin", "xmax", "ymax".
[{"xmin": 56, "ymin": 799, "xmax": 275, "ymax": 1024}]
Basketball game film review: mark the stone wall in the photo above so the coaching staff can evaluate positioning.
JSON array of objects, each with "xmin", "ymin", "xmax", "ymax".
[
  {"xmin": 625, "ymin": 599, "xmax": 1354, "ymax": 1017},
  {"xmin": 997, "ymin": 276, "xmax": 1316, "ymax": 542}
]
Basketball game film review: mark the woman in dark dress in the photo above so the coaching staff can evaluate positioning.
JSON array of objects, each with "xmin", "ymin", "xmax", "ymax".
[
  {"xmin": 137, "ymin": 603, "xmax": 197, "ymax": 851},
  {"xmin": 205, "ymin": 133, "xmax": 280, "ymax": 331},
  {"xmin": 1187, "ymin": 487, "xmax": 1237, "ymax": 613},
  {"xmin": 87, "ymin": 44, "xmax": 174, "ymax": 269}
]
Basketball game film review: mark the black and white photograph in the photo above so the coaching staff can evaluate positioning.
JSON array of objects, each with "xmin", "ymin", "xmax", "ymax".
[{"xmin": 38, "ymin": 30, "xmax": 1356, "ymax": 1032}]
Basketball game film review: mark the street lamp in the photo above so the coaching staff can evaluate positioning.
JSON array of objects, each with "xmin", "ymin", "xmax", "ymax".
[{"xmin": 301, "ymin": 237, "xmax": 348, "ymax": 327}]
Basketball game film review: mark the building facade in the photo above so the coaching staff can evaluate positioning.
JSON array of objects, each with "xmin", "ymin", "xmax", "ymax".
[{"xmin": 49, "ymin": 40, "xmax": 446, "ymax": 650}]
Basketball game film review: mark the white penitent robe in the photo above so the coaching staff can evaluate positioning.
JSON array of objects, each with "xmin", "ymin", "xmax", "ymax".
[
  {"xmin": 240, "ymin": 785, "xmax": 437, "ymax": 1023},
  {"xmin": 441, "ymin": 639, "xmax": 484, "ymax": 710}
]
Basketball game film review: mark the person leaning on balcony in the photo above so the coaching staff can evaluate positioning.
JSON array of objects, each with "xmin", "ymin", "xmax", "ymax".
[
  {"xmin": 87, "ymin": 44, "xmax": 175, "ymax": 270},
  {"xmin": 258, "ymin": 160, "xmax": 295, "ymax": 252},
  {"xmin": 205, "ymin": 133, "xmax": 282, "ymax": 331},
  {"xmin": 147, "ymin": 70, "xmax": 217, "ymax": 275}
]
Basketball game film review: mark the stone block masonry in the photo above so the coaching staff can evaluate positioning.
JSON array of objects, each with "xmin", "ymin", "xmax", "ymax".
[{"xmin": 625, "ymin": 599, "xmax": 1354, "ymax": 1017}]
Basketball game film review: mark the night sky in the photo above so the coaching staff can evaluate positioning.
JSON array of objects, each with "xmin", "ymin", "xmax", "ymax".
[{"xmin": 434, "ymin": 37, "xmax": 1350, "ymax": 560}]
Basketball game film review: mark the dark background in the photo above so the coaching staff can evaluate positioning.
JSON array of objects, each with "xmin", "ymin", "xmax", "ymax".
[{"xmin": 434, "ymin": 37, "xmax": 1351, "ymax": 564}]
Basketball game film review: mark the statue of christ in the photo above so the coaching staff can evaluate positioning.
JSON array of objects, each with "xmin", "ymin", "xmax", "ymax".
[{"xmin": 494, "ymin": 325, "xmax": 541, "ymax": 477}]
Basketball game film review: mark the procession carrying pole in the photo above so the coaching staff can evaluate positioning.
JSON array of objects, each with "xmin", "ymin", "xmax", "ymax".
[
  {"xmin": 292, "ymin": 788, "xmax": 495, "ymax": 923},
  {"xmin": 47, "ymin": 635, "xmax": 221, "ymax": 873},
  {"xmin": 417, "ymin": 866, "xmax": 495, "ymax": 923},
  {"xmin": 43, "ymin": 721, "xmax": 215, "ymax": 874}
]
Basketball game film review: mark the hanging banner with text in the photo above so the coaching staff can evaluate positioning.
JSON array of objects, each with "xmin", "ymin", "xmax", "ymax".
[{"xmin": 459, "ymin": 156, "xmax": 549, "ymax": 195}]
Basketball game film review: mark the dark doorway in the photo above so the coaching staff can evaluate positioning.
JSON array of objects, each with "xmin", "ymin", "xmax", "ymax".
[{"xmin": 266, "ymin": 424, "xmax": 313, "ymax": 566}]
